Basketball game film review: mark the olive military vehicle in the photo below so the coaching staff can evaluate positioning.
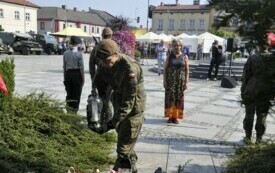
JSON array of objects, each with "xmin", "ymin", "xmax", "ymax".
[{"xmin": 0, "ymin": 32, "xmax": 43, "ymax": 55}]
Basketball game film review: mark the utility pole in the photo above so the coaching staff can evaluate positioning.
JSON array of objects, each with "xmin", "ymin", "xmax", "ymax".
[{"xmin": 147, "ymin": 0, "xmax": 149, "ymax": 31}]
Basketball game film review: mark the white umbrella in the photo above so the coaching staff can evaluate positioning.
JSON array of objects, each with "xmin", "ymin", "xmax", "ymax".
[{"xmin": 197, "ymin": 32, "xmax": 224, "ymax": 43}]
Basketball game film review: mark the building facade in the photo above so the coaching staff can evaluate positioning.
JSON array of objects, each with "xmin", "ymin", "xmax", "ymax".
[
  {"xmin": 37, "ymin": 6, "xmax": 115, "ymax": 40},
  {"xmin": 151, "ymin": 0, "xmax": 216, "ymax": 35},
  {"xmin": 0, "ymin": 0, "xmax": 40, "ymax": 33}
]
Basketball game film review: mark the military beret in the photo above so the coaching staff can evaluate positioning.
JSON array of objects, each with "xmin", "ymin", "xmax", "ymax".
[
  {"xmin": 102, "ymin": 27, "xmax": 113, "ymax": 37},
  {"xmin": 96, "ymin": 39, "xmax": 119, "ymax": 59},
  {"xmin": 70, "ymin": 36, "xmax": 82, "ymax": 45}
]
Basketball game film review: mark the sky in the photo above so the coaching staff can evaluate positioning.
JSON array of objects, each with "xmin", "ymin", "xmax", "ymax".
[{"xmin": 31, "ymin": 0, "xmax": 208, "ymax": 28}]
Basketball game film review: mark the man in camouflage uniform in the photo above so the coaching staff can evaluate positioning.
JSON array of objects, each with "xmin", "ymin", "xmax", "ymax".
[
  {"xmin": 241, "ymin": 51, "xmax": 274, "ymax": 144},
  {"xmin": 91, "ymin": 39, "xmax": 146, "ymax": 173},
  {"xmin": 89, "ymin": 27, "xmax": 113, "ymax": 125}
]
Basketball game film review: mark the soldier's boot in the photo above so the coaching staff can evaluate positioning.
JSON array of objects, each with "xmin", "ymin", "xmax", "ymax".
[{"xmin": 243, "ymin": 132, "xmax": 252, "ymax": 145}]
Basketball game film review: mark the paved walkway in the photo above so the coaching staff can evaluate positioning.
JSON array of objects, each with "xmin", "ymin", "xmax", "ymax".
[{"xmin": 2, "ymin": 54, "xmax": 274, "ymax": 173}]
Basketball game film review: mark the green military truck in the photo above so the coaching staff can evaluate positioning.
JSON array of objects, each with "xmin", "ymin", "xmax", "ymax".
[
  {"xmin": 34, "ymin": 34, "xmax": 59, "ymax": 55},
  {"xmin": 0, "ymin": 32, "xmax": 43, "ymax": 55}
]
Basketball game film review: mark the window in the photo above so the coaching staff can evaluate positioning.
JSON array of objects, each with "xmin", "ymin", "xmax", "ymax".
[
  {"xmin": 0, "ymin": 9, "xmax": 3, "ymax": 18},
  {"xmin": 63, "ymin": 23, "xmax": 66, "ymax": 29},
  {"xmin": 25, "ymin": 13, "xmax": 30, "ymax": 21},
  {"xmin": 97, "ymin": 27, "xmax": 99, "ymax": 33},
  {"xmin": 190, "ymin": 19, "xmax": 195, "ymax": 29},
  {"xmin": 199, "ymin": 19, "xmax": 205, "ymax": 30},
  {"xmin": 91, "ymin": 27, "xmax": 94, "ymax": 33},
  {"xmin": 169, "ymin": 19, "xmax": 174, "ymax": 30},
  {"xmin": 180, "ymin": 19, "xmax": 185, "ymax": 30},
  {"xmin": 15, "ymin": 11, "xmax": 20, "ymax": 20},
  {"xmin": 158, "ymin": 19, "xmax": 163, "ymax": 30},
  {"xmin": 40, "ymin": 22, "xmax": 45, "ymax": 30},
  {"xmin": 84, "ymin": 26, "xmax": 87, "ymax": 32}
]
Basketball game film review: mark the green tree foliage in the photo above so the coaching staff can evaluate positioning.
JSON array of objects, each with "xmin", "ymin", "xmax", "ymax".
[
  {"xmin": 107, "ymin": 15, "xmax": 130, "ymax": 32},
  {"xmin": 0, "ymin": 92, "xmax": 116, "ymax": 173},
  {"xmin": 208, "ymin": 0, "xmax": 275, "ymax": 50}
]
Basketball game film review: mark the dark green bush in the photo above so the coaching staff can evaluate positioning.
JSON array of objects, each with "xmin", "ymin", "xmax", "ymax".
[
  {"xmin": 224, "ymin": 143, "xmax": 275, "ymax": 173},
  {"xmin": 0, "ymin": 92, "xmax": 116, "ymax": 173}
]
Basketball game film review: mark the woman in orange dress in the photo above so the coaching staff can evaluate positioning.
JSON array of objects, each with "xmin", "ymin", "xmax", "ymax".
[{"xmin": 163, "ymin": 39, "xmax": 189, "ymax": 124}]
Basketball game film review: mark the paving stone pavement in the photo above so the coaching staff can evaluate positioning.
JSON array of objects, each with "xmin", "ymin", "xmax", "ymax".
[{"xmin": 2, "ymin": 54, "xmax": 274, "ymax": 173}]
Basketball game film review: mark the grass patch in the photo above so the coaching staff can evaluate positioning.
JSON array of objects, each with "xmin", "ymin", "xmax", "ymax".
[
  {"xmin": 0, "ymin": 92, "xmax": 116, "ymax": 173},
  {"xmin": 224, "ymin": 143, "xmax": 275, "ymax": 173}
]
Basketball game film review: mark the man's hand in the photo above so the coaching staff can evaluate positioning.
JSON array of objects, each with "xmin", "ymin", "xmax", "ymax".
[{"xmin": 88, "ymin": 124, "xmax": 109, "ymax": 134}]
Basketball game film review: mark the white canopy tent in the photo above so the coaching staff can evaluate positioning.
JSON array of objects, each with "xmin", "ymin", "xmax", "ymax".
[
  {"xmin": 175, "ymin": 32, "xmax": 191, "ymax": 39},
  {"xmin": 158, "ymin": 33, "xmax": 172, "ymax": 42},
  {"xmin": 197, "ymin": 32, "xmax": 225, "ymax": 53},
  {"xmin": 136, "ymin": 32, "xmax": 162, "ymax": 43}
]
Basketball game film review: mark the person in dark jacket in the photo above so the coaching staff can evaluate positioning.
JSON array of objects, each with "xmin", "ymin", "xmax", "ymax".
[
  {"xmin": 63, "ymin": 36, "xmax": 84, "ymax": 113},
  {"xmin": 207, "ymin": 40, "xmax": 222, "ymax": 81},
  {"xmin": 241, "ymin": 52, "xmax": 274, "ymax": 144},
  {"xmin": 89, "ymin": 27, "xmax": 114, "ymax": 125},
  {"xmin": 90, "ymin": 39, "xmax": 146, "ymax": 173}
]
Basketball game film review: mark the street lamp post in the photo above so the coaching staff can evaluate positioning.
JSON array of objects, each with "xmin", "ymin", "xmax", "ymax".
[{"xmin": 147, "ymin": 0, "xmax": 149, "ymax": 31}]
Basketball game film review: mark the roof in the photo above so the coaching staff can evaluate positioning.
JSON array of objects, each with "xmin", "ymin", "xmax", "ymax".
[
  {"xmin": 88, "ymin": 8, "xmax": 115, "ymax": 24},
  {"xmin": 154, "ymin": 4, "xmax": 211, "ymax": 12},
  {"xmin": 0, "ymin": 0, "xmax": 40, "ymax": 8},
  {"xmin": 38, "ymin": 7, "xmax": 106, "ymax": 26}
]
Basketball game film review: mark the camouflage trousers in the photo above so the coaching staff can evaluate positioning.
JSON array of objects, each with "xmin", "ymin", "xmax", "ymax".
[
  {"xmin": 243, "ymin": 101, "xmax": 270, "ymax": 139},
  {"xmin": 113, "ymin": 113, "xmax": 144, "ymax": 173}
]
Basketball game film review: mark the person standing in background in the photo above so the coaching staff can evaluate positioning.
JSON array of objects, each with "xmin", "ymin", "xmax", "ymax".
[
  {"xmin": 163, "ymin": 39, "xmax": 189, "ymax": 124},
  {"xmin": 63, "ymin": 36, "xmax": 84, "ymax": 113},
  {"xmin": 155, "ymin": 40, "xmax": 167, "ymax": 76},
  {"xmin": 207, "ymin": 40, "xmax": 222, "ymax": 81}
]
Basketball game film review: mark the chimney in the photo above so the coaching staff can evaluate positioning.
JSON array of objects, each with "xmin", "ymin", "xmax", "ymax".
[
  {"xmin": 176, "ymin": 0, "xmax": 179, "ymax": 5},
  {"xmin": 61, "ymin": 5, "xmax": 66, "ymax": 9},
  {"xmin": 160, "ymin": 2, "xmax": 163, "ymax": 6},
  {"xmin": 73, "ymin": 7, "xmax": 77, "ymax": 11},
  {"xmin": 193, "ymin": 0, "xmax": 200, "ymax": 5}
]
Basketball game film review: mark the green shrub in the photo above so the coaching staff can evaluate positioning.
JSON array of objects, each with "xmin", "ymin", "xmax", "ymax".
[
  {"xmin": 135, "ymin": 50, "xmax": 141, "ymax": 57},
  {"xmin": 0, "ymin": 92, "xmax": 116, "ymax": 173},
  {"xmin": 0, "ymin": 57, "xmax": 15, "ymax": 110},
  {"xmin": 224, "ymin": 143, "xmax": 275, "ymax": 173}
]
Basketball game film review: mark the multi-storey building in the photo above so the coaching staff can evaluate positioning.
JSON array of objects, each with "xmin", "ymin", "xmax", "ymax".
[
  {"xmin": 37, "ymin": 6, "xmax": 115, "ymax": 39},
  {"xmin": 151, "ymin": 0, "xmax": 216, "ymax": 35},
  {"xmin": 0, "ymin": 0, "xmax": 40, "ymax": 33}
]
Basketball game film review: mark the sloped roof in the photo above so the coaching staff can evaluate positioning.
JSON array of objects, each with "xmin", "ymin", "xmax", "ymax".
[
  {"xmin": 88, "ymin": 8, "xmax": 115, "ymax": 24},
  {"xmin": 154, "ymin": 4, "xmax": 211, "ymax": 12},
  {"xmin": 38, "ymin": 7, "xmax": 106, "ymax": 26},
  {"xmin": 0, "ymin": 0, "xmax": 40, "ymax": 8}
]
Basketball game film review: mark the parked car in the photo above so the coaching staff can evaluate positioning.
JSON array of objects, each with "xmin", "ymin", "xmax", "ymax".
[
  {"xmin": 0, "ymin": 32, "xmax": 43, "ymax": 55},
  {"xmin": 0, "ymin": 38, "xmax": 13, "ymax": 55},
  {"xmin": 34, "ymin": 34, "xmax": 59, "ymax": 55}
]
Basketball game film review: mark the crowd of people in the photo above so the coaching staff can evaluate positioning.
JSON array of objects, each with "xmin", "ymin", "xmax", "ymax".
[{"xmin": 62, "ymin": 27, "xmax": 274, "ymax": 172}]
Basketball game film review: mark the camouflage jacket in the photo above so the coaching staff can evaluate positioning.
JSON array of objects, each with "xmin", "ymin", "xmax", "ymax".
[
  {"xmin": 241, "ymin": 53, "xmax": 275, "ymax": 104},
  {"xmin": 106, "ymin": 54, "xmax": 146, "ymax": 129}
]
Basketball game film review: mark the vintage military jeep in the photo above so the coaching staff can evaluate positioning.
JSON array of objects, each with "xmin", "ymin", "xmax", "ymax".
[
  {"xmin": 0, "ymin": 32, "xmax": 43, "ymax": 55},
  {"xmin": 34, "ymin": 34, "xmax": 59, "ymax": 55}
]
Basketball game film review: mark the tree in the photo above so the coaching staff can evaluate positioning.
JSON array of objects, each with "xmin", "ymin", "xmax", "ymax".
[
  {"xmin": 107, "ymin": 16, "xmax": 136, "ymax": 57},
  {"xmin": 208, "ymin": 0, "xmax": 275, "ymax": 50}
]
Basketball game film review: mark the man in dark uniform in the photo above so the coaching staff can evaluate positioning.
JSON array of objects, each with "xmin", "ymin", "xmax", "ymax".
[
  {"xmin": 63, "ymin": 36, "xmax": 84, "ymax": 113},
  {"xmin": 207, "ymin": 40, "xmax": 222, "ymax": 81},
  {"xmin": 90, "ymin": 39, "xmax": 146, "ymax": 173},
  {"xmin": 241, "ymin": 50, "xmax": 274, "ymax": 144},
  {"xmin": 88, "ymin": 27, "xmax": 113, "ymax": 125}
]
